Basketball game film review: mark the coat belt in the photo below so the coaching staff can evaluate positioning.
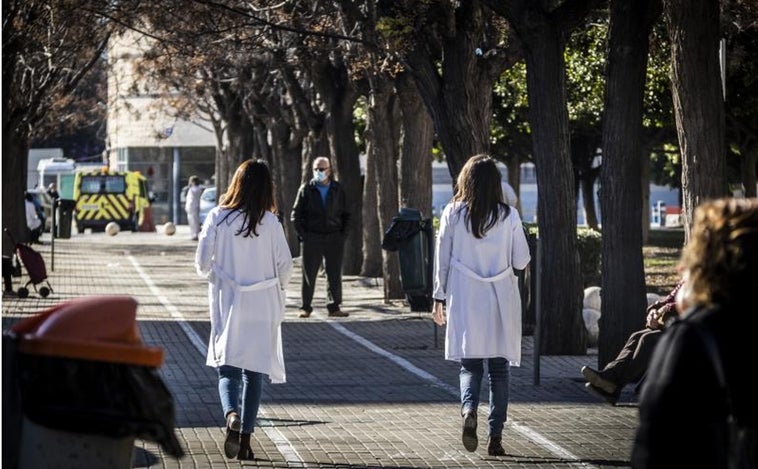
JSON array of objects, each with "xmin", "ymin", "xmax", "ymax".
[
  {"xmin": 212, "ymin": 267, "xmax": 279, "ymax": 292},
  {"xmin": 451, "ymin": 259, "xmax": 513, "ymax": 282}
]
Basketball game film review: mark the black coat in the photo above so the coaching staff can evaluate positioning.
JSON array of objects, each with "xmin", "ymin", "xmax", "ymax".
[
  {"xmin": 290, "ymin": 179, "xmax": 350, "ymax": 239},
  {"xmin": 631, "ymin": 303, "xmax": 757, "ymax": 468}
]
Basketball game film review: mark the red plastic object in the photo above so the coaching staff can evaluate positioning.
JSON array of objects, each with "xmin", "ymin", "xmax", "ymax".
[{"xmin": 11, "ymin": 296, "xmax": 163, "ymax": 367}]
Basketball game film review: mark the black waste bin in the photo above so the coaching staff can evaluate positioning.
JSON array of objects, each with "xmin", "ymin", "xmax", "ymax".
[
  {"xmin": 382, "ymin": 208, "xmax": 434, "ymax": 312},
  {"xmin": 3, "ymin": 296, "xmax": 184, "ymax": 469},
  {"xmin": 56, "ymin": 199, "xmax": 75, "ymax": 239}
]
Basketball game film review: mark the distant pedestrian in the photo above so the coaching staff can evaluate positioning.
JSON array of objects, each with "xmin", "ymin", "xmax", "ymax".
[
  {"xmin": 185, "ymin": 175, "xmax": 204, "ymax": 241},
  {"xmin": 432, "ymin": 154, "xmax": 531, "ymax": 456},
  {"xmin": 290, "ymin": 156, "xmax": 351, "ymax": 318},
  {"xmin": 631, "ymin": 197, "xmax": 758, "ymax": 468},
  {"xmin": 47, "ymin": 183, "xmax": 60, "ymax": 201},
  {"xmin": 581, "ymin": 280, "xmax": 684, "ymax": 405},
  {"xmin": 501, "ymin": 181, "xmax": 518, "ymax": 207},
  {"xmin": 195, "ymin": 159, "xmax": 293, "ymax": 461},
  {"xmin": 24, "ymin": 192, "xmax": 43, "ymax": 244}
]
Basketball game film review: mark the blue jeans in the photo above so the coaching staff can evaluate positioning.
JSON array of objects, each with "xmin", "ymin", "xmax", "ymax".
[
  {"xmin": 217, "ymin": 365, "xmax": 263, "ymax": 433},
  {"xmin": 460, "ymin": 358, "xmax": 510, "ymax": 437}
]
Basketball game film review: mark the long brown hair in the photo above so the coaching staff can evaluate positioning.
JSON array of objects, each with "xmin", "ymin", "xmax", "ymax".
[
  {"xmin": 218, "ymin": 159, "xmax": 276, "ymax": 237},
  {"xmin": 453, "ymin": 154, "xmax": 509, "ymax": 238}
]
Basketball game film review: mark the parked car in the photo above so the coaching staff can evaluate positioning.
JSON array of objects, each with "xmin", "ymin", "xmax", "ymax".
[{"xmin": 198, "ymin": 186, "xmax": 217, "ymax": 224}]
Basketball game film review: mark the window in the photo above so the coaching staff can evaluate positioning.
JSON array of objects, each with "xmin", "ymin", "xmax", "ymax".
[
  {"xmin": 80, "ymin": 175, "xmax": 126, "ymax": 194},
  {"xmin": 80, "ymin": 177, "xmax": 103, "ymax": 194},
  {"xmin": 104, "ymin": 176, "xmax": 126, "ymax": 193}
]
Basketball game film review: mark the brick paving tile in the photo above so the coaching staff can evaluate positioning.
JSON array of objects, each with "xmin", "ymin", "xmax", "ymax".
[{"xmin": 2, "ymin": 228, "xmax": 638, "ymax": 468}]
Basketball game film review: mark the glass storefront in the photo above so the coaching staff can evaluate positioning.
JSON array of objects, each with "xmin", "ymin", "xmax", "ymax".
[
  {"xmin": 114, "ymin": 146, "xmax": 214, "ymax": 224},
  {"xmin": 175, "ymin": 147, "xmax": 215, "ymax": 225}
]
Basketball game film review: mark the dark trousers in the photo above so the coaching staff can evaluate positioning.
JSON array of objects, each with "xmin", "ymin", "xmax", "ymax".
[
  {"xmin": 28, "ymin": 226, "xmax": 42, "ymax": 244},
  {"xmin": 2, "ymin": 256, "xmax": 13, "ymax": 292},
  {"xmin": 601, "ymin": 328, "xmax": 663, "ymax": 389},
  {"xmin": 300, "ymin": 232, "xmax": 344, "ymax": 312}
]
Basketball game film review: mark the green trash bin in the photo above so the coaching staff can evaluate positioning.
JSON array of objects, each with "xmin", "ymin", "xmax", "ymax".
[
  {"xmin": 381, "ymin": 208, "xmax": 434, "ymax": 312},
  {"xmin": 56, "ymin": 199, "xmax": 75, "ymax": 239}
]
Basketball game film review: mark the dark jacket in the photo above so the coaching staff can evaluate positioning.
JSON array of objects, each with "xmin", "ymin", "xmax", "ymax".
[
  {"xmin": 290, "ymin": 179, "xmax": 350, "ymax": 240},
  {"xmin": 632, "ymin": 304, "xmax": 758, "ymax": 468}
]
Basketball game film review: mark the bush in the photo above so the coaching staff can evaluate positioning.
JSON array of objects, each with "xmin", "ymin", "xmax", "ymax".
[
  {"xmin": 523, "ymin": 223, "xmax": 602, "ymax": 287},
  {"xmin": 577, "ymin": 227, "xmax": 602, "ymax": 287}
]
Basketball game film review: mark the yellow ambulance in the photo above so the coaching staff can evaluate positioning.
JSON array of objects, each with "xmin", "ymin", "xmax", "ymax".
[{"xmin": 73, "ymin": 168, "xmax": 151, "ymax": 233}]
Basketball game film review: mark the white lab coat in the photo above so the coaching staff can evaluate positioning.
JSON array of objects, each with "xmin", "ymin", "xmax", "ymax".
[
  {"xmin": 185, "ymin": 184, "xmax": 204, "ymax": 213},
  {"xmin": 186, "ymin": 184, "xmax": 204, "ymax": 238},
  {"xmin": 195, "ymin": 208, "xmax": 293, "ymax": 383},
  {"xmin": 433, "ymin": 202, "xmax": 531, "ymax": 365}
]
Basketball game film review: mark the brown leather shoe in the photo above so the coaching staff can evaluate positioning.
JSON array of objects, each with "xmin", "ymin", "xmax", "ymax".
[
  {"xmin": 581, "ymin": 366, "xmax": 617, "ymax": 395},
  {"xmin": 298, "ymin": 309, "xmax": 312, "ymax": 318},
  {"xmin": 328, "ymin": 309, "xmax": 349, "ymax": 317}
]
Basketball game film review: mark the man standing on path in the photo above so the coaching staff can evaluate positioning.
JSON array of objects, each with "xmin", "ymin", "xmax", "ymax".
[
  {"xmin": 291, "ymin": 156, "xmax": 350, "ymax": 318},
  {"xmin": 185, "ymin": 175, "xmax": 204, "ymax": 241}
]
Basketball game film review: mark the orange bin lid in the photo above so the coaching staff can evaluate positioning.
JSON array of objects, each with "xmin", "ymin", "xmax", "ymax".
[{"xmin": 11, "ymin": 295, "xmax": 163, "ymax": 367}]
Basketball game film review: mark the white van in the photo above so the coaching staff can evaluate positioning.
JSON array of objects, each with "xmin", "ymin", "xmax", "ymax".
[{"xmin": 37, "ymin": 157, "xmax": 76, "ymax": 190}]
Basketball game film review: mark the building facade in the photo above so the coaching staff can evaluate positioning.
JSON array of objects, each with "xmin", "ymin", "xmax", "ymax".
[{"xmin": 106, "ymin": 31, "xmax": 216, "ymax": 225}]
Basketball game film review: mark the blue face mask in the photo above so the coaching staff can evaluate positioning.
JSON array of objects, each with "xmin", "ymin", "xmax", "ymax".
[{"xmin": 313, "ymin": 170, "xmax": 328, "ymax": 183}]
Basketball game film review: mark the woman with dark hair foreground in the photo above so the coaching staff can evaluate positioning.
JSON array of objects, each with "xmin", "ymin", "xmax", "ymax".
[
  {"xmin": 432, "ymin": 154, "xmax": 531, "ymax": 456},
  {"xmin": 195, "ymin": 159, "xmax": 293, "ymax": 461}
]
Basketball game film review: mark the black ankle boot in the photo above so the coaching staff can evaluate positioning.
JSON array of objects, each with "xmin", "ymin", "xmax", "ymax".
[
  {"xmin": 237, "ymin": 433, "xmax": 254, "ymax": 460},
  {"xmin": 223, "ymin": 411, "xmax": 240, "ymax": 458},
  {"xmin": 461, "ymin": 411, "xmax": 478, "ymax": 452},
  {"xmin": 487, "ymin": 435, "xmax": 505, "ymax": 456}
]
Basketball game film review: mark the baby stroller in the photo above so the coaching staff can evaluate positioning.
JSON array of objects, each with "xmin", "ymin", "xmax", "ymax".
[{"xmin": 4, "ymin": 229, "xmax": 53, "ymax": 298}]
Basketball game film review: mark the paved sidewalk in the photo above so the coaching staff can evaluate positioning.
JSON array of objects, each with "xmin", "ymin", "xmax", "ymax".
[{"xmin": 2, "ymin": 228, "xmax": 640, "ymax": 468}]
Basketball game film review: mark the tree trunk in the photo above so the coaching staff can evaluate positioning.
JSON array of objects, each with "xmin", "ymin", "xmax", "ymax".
[
  {"xmin": 215, "ymin": 145, "xmax": 232, "ymax": 201},
  {"xmin": 406, "ymin": 1, "xmax": 495, "ymax": 181},
  {"xmin": 252, "ymin": 118, "xmax": 272, "ymax": 163},
  {"xmin": 212, "ymin": 87, "xmax": 254, "ymax": 196},
  {"xmin": 367, "ymin": 82, "xmax": 403, "ymax": 301},
  {"xmin": 323, "ymin": 82, "xmax": 363, "ymax": 276},
  {"xmin": 743, "ymin": 147, "xmax": 757, "ymax": 197},
  {"xmin": 361, "ymin": 148, "xmax": 383, "ymax": 278},
  {"xmin": 228, "ymin": 116, "xmax": 256, "ymax": 167},
  {"xmin": 641, "ymin": 156, "xmax": 651, "ymax": 244},
  {"xmin": 2, "ymin": 122, "xmax": 30, "ymax": 244},
  {"xmin": 521, "ymin": 18, "xmax": 586, "ymax": 355},
  {"xmin": 572, "ymin": 133, "xmax": 601, "ymax": 230},
  {"xmin": 599, "ymin": 0, "xmax": 660, "ymax": 367},
  {"xmin": 581, "ymin": 175, "xmax": 599, "ymax": 230},
  {"xmin": 506, "ymin": 158, "xmax": 523, "ymax": 214},
  {"xmin": 1, "ymin": 44, "xmax": 27, "ymax": 244},
  {"xmin": 484, "ymin": 0, "xmax": 597, "ymax": 354},
  {"xmin": 664, "ymin": 0, "xmax": 726, "ymax": 240},
  {"xmin": 268, "ymin": 120, "xmax": 303, "ymax": 256},
  {"xmin": 397, "ymin": 74, "xmax": 434, "ymax": 218}
]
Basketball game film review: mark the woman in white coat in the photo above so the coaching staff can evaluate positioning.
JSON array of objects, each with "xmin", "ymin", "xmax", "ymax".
[
  {"xmin": 195, "ymin": 159, "xmax": 293, "ymax": 461},
  {"xmin": 432, "ymin": 154, "xmax": 531, "ymax": 456}
]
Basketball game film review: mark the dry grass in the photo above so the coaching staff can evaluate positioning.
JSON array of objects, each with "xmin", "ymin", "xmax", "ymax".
[{"xmin": 643, "ymin": 228, "xmax": 684, "ymax": 295}]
